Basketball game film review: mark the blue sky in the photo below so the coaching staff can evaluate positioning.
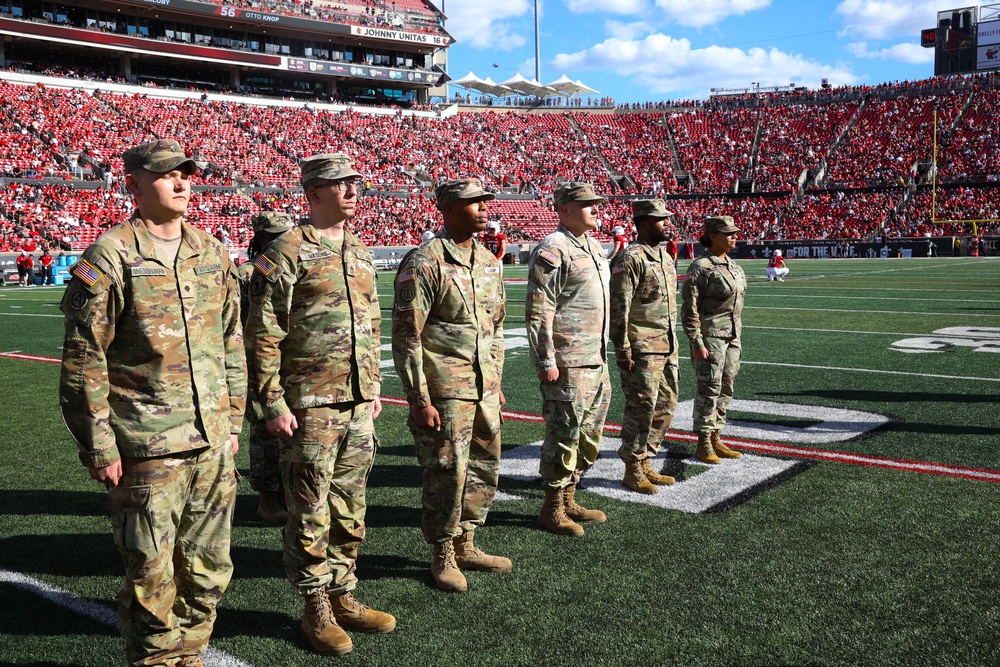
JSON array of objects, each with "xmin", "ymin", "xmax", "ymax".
[{"xmin": 427, "ymin": 1, "xmax": 993, "ymax": 103}]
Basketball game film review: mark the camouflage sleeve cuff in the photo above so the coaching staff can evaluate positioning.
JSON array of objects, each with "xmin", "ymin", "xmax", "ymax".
[
  {"xmin": 536, "ymin": 359, "xmax": 557, "ymax": 372},
  {"xmin": 230, "ymin": 416, "xmax": 244, "ymax": 435},
  {"xmin": 615, "ymin": 348, "xmax": 632, "ymax": 363},
  {"xmin": 263, "ymin": 400, "xmax": 291, "ymax": 421},
  {"xmin": 79, "ymin": 446, "xmax": 120, "ymax": 469},
  {"xmin": 407, "ymin": 391, "xmax": 431, "ymax": 409}
]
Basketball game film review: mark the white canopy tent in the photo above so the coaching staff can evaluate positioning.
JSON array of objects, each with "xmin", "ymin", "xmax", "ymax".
[{"xmin": 544, "ymin": 74, "xmax": 600, "ymax": 97}]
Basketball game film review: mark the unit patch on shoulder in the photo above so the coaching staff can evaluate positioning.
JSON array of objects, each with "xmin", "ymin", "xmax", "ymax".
[
  {"xmin": 253, "ymin": 255, "xmax": 278, "ymax": 277},
  {"xmin": 538, "ymin": 249, "xmax": 559, "ymax": 266},
  {"xmin": 250, "ymin": 273, "xmax": 267, "ymax": 296},
  {"xmin": 72, "ymin": 259, "xmax": 105, "ymax": 288}
]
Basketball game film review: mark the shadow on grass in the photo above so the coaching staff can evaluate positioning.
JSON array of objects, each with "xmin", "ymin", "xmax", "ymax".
[
  {"xmin": 0, "ymin": 584, "xmax": 114, "ymax": 637},
  {"xmin": 0, "ymin": 533, "xmax": 118, "ymax": 577},
  {"xmin": 0, "ymin": 489, "xmax": 108, "ymax": 517}
]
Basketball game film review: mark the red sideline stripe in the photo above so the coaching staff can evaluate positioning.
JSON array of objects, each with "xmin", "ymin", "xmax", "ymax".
[
  {"xmin": 0, "ymin": 351, "xmax": 61, "ymax": 364},
  {"xmin": 6, "ymin": 352, "xmax": 998, "ymax": 484}
]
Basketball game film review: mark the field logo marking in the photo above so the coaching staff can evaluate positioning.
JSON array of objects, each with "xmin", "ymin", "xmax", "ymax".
[
  {"xmin": 0, "ymin": 568, "xmax": 254, "ymax": 667},
  {"xmin": 497, "ymin": 400, "xmax": 887, "ymax": 513},
  {"xmin": 890, "ymin": 327, "xmax": 1000, "ymax": 354}
]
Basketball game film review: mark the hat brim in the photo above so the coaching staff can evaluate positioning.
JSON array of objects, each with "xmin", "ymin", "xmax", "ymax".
[
  {"xmin": 142, "ymin": 157, "xmax": 200, "ymax": 175},
  {"xmin": 440, "ymin": 192, "xmax": 496, "ymax": 208},
  {"xmin": 257, "ymin": 224, "xmax": 293, "ymax": 234},
  {"xmin": 301, "ymin": 167, "xmax": 364, "ymax": 186}
]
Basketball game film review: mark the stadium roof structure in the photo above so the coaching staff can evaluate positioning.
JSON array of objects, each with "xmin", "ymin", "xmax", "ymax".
[
  {"xmin": 498, "ymin": 73, "xmax": 560, "ymax": 98},
  {"xmin": 450, "ymin": 72, "xmax": 514, "ymax": 98},
  {"xmin": 544, "ymin": 74, "xmax": 600, "ymax": 97}
]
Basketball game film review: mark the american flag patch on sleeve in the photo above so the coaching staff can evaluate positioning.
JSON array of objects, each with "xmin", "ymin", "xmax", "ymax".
[
  {"xmin": 253, "ymin": 255, "xmax": 278, "ymax": 277},
  {"xmin": 72, "ymin": 259, "xmax": 105, "ymax": 288},
  {"xmin": 612, "ymin": 264, "xmax": 625, "ymax": 275},
  {"xmin": 397, "ymin": 268, "xmax": 415, "ymax": 283},
  {"xmin": 538, "ymin": 249, "xmax": 559, "ymax": 266}
]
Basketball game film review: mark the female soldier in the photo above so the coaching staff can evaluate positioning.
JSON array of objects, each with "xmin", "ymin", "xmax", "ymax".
[{"xmin": 681, "ymin": 216, "xmax": 747, "ymax": 464}]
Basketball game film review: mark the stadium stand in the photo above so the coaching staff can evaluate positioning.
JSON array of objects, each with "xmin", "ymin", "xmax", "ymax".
[{"xmin": 3, "ymin": 71, "xmax": 1000, "ymax": 253}]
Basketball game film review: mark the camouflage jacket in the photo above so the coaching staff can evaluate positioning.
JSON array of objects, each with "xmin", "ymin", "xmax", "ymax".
[
  {"xmin": 244, "ymin": 223, "xmax": 380, "ymax": 420},
  {"xmin": 59, "ymin": 218, "xmax": 247, "ymax": 468},
  {"xmin": 681, "ymin": 251, "xmax": 747, "ymax": 348},
  {"xmin": 391, "ymin": 230, "xmax": 505, "ymax": 406},
  {"xmin": 525, "ymin": 224, "xmax": 610, "ymax": 370},
  {"xmin": 610, "ymin": 240, "xmax": 678, "ymax": 363}
]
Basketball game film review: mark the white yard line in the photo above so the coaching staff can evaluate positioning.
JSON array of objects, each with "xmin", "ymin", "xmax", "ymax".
[
  {"xmin": 748, "ymin": 306, "xmax": 1000, "ymax": 317},
  {"xmin": 0, "ymin": 312, "xmax": 64, "ymax": 318},
  {"xmin": 749, "ymin": 294, "xmax": 994, "ymax": 303},
  {"xmin": 0, "ymin": 568, "xmax": 255, "ymax": 667}
]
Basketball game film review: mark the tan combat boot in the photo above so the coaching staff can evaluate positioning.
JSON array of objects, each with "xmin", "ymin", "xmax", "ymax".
[
  {"xmin": 431, "ymin": 541, "xmax": 468, "ymax": 592},
  {"xmin": 711, "ymin": 431, "xmax": 742, "ymax": 459},
  {"xmin": 177, "ymin": 656, "xmax": 206, "ymax": 667},
  {"xmin": 453, "ymin": 531, "xmax": 513, "ymax": 572},
  {"xmin": 329, "ymin": 591, "xmax": 396, "ymax": 634},
  {"xmin": 696, "ymin": 432, "xmax": 721, "ymax": 464},
  {"xmin": 538, "ymin": 486, "xmax": 585, "ymax": 536},
  {"xmin": 622, "ymin": 461, "xmax": 658, "ymax": 495},
  {"xmin": 564, "ymin": 484, "xmax": 607, "ymax": 524},
  {"xmin": 256, "ymin": 490, "xmax": 288, "ymax": 524},
  {"xmin": 301, "ymin": 589, "xmax": 353, "ymax": 656},
  {"xmin": 641, "ymin": 458, "xmax": 676, "ymax": 485}
]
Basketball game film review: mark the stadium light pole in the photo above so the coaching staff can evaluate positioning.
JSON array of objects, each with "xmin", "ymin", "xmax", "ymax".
[{"xmin": 535, "ymin": 0, "xmax": 541, "ymax": 83}]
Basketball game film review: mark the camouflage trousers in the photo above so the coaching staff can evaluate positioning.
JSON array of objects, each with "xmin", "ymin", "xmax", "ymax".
[
  {"xmin": 409, "ymin": 393, "xmax": 502, "ymax": 544},
  {"xmin": 617, "ymin": 354, "xmax": 679, "ymax": 462},
  {"xmin": 110, "ymin": 446, "xmax": 236, "ymax": 666},
  {"xmin": 248, "ymin": 420, "xmax": 282, "ymax": 494},
  {"xmin": 539, "ymin": 365, "xmax": 611, "ymax": 489},
  {"xmin": 690, "ymin": 336, "xmax": 742, "ymax": 434},
  {"xmin": 280, "ymin": 401, "xmax": 376, "ymax": 597}
]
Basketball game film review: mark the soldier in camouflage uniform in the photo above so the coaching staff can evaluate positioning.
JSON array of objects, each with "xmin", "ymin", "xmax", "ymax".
[
  {"xmin": 392, "ymin": 178, "xmax": 510, "ymax": 593},
  {"xmin": 58, "ymin": 139, "xmax": 246, "ymax": 667},
  {"xmin": 238, "ymin": 211, "xmax": 293, "ymax": 525},
  {"xmin": 610, "ymin": 199, "xmax": 680, "ymax": 495},
  {"xmin": 244, "ymin": 154, "xmax": 393, "ymax": 656},
  {"xmin": 526, "ymin": 182, "xmax": 612, "ymax": 537},
  {"xmin": 682, "ymin": 216, "xmax": 747, "ymax": 464}
]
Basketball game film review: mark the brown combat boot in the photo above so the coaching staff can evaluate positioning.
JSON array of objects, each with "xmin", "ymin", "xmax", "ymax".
[
  {"xmin": 564, "ymin": 484, "xmax": 607, "ymax": 524},
  {"xmin": 696, "ymin": 432, "xmax": 721, "ymax": 464},
  {"xmin": 641, "ymin": 458, "xmax": 676, "ymax": 485},
  {"xmin": 301, "ymin": 589, "xmax": 353, "ymax": 656},
  {"xmin": 622, "ymin": 461, "xmax": 658, "ymax": 495},
  {"xmin": 711, "ymin": 431, "xmax": 742, "ymax": 459},
  {"xmin": 431, "ymin": 541, "xmax": 468, "ymax": 592},
  {"xmin": 329, "ymin": 591, "xmax": 396, "ymax": 634},
  {"xmin": 538, "ymin": 486, "xmax": 585, "ymax": 536},
  {"xmin": 177, "ymin": 656, "xmax": 206, "ymax": 667},
  {"xmin": 256, "ymin": 490, "xmax": 288, "ymax": 524},
  {"xmin": 453, "ymin": 531, "xmax": 513, "ymax": 572}
]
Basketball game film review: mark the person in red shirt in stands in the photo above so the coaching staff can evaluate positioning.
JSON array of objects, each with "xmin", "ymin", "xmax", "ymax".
[
  {"xmin": 39, "ymin": 248, "xmax": 55, "ymax": 285},
  {"xmin": 16, "ymin": 251, "xmax": 34, "ymax": 287},
  {"xmin": 766, "ymin": 249, "xmax": 789, "ymax": 282},
  {"xmin": 665, "ymin": 232, "xmax": 679, "ymax": 266}
]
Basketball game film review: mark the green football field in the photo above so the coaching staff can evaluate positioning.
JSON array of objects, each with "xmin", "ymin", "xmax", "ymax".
[{"xmin": 1, "ymin": 256, "xmax": 998, "ymax": 666}]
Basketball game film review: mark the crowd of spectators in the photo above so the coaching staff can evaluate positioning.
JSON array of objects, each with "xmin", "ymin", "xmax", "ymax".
[{"xmin": 4, "ymin": 72, "xmax": 1000, "ymax": 252}]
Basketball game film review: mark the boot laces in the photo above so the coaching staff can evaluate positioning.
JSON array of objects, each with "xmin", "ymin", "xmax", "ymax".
[{"xmin": 312, "ymin": 590, "xmax": 335, "ymax": 631}]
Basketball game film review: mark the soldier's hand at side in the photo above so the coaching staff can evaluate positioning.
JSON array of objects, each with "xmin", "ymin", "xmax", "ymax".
[
  {"xmin": 372, "ymin": 396, "xmax": 383, "ymax": 420},
  {"xmin": 268, "ymin": 412, "xmax": 298, "ymax": 438},
  {"xmin": 617, "ymin": 357, "xmax": 635, "ymax": 372},
  {"xmin": 230, "ymin": 434, "xmax": 240, "ymax": 456},
  {"xmin": 89, "ymin": 461, "xmax": 123, "ymax": 489},
  {"xmin": 538, "ymin": 368, "xmax": 559, "ymax": 383},
  {"xmin": 499, "ymin": 390, "xmax": 506, "ymax": 406},
  {"xmin": 694, "ymin": 347, "xmax": 710, "ymax": 361},
  {"xmin": 415, "ymin": 405, "xmax": 441, "ymax": 430}
]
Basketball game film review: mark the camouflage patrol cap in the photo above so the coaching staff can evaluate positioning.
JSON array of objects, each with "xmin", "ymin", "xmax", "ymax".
[
  {"xmin": 704, "ymin": 216, "xmax": 741, "ymax": 234},
  {"xmin": 251, "ymin": 211, "xmax": 293, "ymax": 235},
  {"xmin": 435, "ymin": 178, "xmax": 495, "ymax": 210},
  {"xmin": 300, "ymin": 153, "xmax": 362, "ymax": 186},
  {"xmin": 122, "ymin": 139, "xmax": 199, "ymax": 175},
  {"xmin": 632, "ymin": 199, "xmax": 674, "ymax": 220},
  {"xmin": 553, "ymin": 181, "xmax": 606, "ymax": 208}
]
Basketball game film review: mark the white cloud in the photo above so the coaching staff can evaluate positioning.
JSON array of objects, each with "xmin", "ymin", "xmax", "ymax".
[
  {"xmin": 834, "ymin": 1, "xmax": 989, "ymax": 41},
  {"xmin": 605, "ymin": 20, "xmax": 654, "ymax": 40},
  {"xmin": 653, "ymin": 0, "xmax": 772, "ymax": 28},
  {"xmin": 846, "ymin": 41, "xmax": 934, "ymax": 64},
  {"xmin": 566, "ymin": 0, "xmax": 648, "ymax": 13},
  {"xmin": 552, "ymin": 33, "xmax": 857, "ymax": 97},
  {"xmin": 440, "ymin": 0, "xmax": 532, "ymax": 50}
]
